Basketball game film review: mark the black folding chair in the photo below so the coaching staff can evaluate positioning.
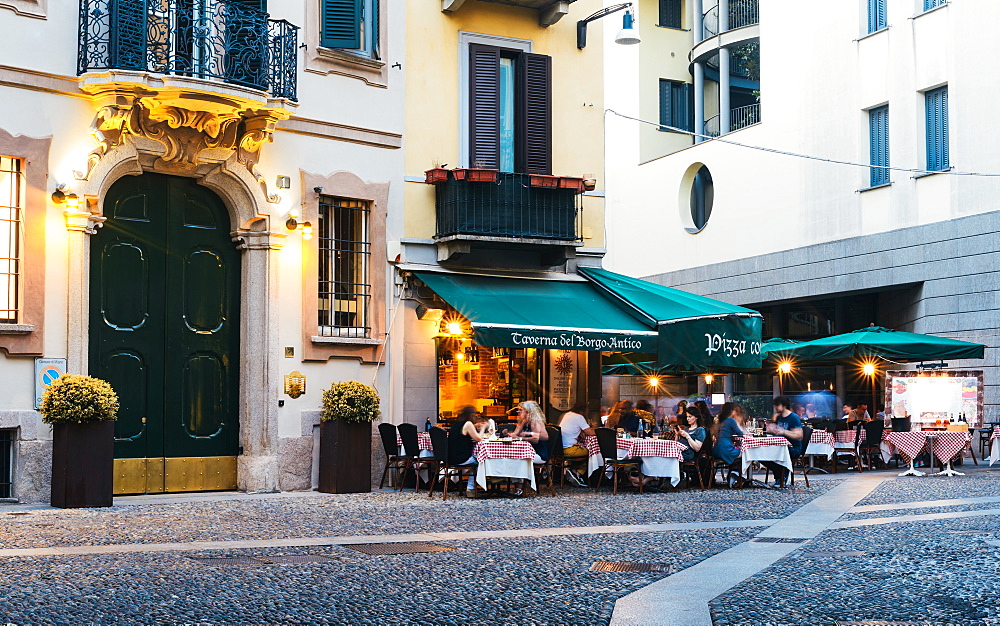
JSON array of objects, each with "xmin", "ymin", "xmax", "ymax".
[
  {"xmin": 396, "ymin": 423, "xmax": 424, "ymax": 491},
  {"xmin": 377, "ymin": 423, "xmax": 407, "ymax": 489},
  {"xmin": 426, "ymin": 427, "xmax": 476, "ymax": 501},
  {"xmin": 593, "ymin": 427, "xmax": 642, "ymax": 495},
  {"xmin": 858, "ymin": 422, "xmax": 885, "ymax": 471},
  {"xmin": 534, "ymin": 425, "xmax": 563, "ymax": 496}
]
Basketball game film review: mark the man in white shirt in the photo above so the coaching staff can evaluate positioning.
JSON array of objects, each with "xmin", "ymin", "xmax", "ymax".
[{"xmin": 559, "ymin": 404, "xmax": 595, "ymax": 459}]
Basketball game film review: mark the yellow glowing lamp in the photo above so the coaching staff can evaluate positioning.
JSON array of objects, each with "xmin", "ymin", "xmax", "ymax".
[
  {"xmin": 648, "ymin": 376, "xmax": 659, "ymax": 388},
  {"xmin": 704, "ymin": 374, "xmax": 714, "ymax": 385},
  {"xmin": 446, "ymin": 321, "xmax": 463, "ymax": 336},
  {"xmin": 862, "ymin": 362, "xmax": 876, "ymax": 376},
  {"xmin": 300, "ymin": 221, "xmax": 314, "ymax": 240},
  {"xmin": 777, "ymin": 362, "xmax": 792, "ymax": 375},
  {"xmin": 455, "ymin": 352, "xmax": 465, "ymax": 361}
]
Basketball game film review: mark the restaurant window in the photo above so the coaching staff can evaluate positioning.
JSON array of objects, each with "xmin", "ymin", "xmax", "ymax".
[
  {"xmin": 659, "ymin": 79, "xmax": 692, "ymax": 132},
  {"xmin": 468, "ymin": 44, "xmax": 552, "ymax": 175},
  {"xmin": 0, "ymin": 156, "xmax": 22, "ymax": 325},
  {"xmin": 925, "ymin": 85, "xmax": 949, "ymax": 172},
  {"xmin": 868, "ymin": 105, "xmax": 889, "ymax": 187},
  {"xmin": 318, "ymin": 196, "xmax": 371, "ymax": 338},
  {"xmin": 867, "ymin": 0, "xmax": 886, "ymax": 33},
  {"xmin": 658, "ymin": 0, "xmax": 683, "ymax": 28},
  {"xmin": 321, "ymin": 0, "xmax": 380, "ymax": 58}
]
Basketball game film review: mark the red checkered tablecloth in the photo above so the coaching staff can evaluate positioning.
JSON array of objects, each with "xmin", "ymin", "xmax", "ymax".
[
  {"xmin": 474, "ymin": 440, "xmax": 535, "ymax": 462},
  {"xmin": 396, "ymin": 432, "xmax": 433, "ymax": 451},
  {"xmin": 929, "ymin": 432, "xmax": 972, "ymax": 465},
  {"xmin": 833, "ymin": 428, "xmax": 890, "ymax": 444},
  {"xmin": 582, "ymin": 435, "xmax": 633, "ymax": 458},
  {"xmin": 810, "ymin": 430, "xmax": 836, "ymax": 446},
  {"xmin": 885, "ymin": 431, "xmax": 971, "ymax": 464},
  {"xmin": 991, "ymin": 427, "xmax": 1000, "ymax": 442},
  {"xmin": 735, "ymin": 436, "xmax": 791, "ymax": 449},
  {"xmin": 627, "ymin": 438, "xmax": 684, "ymax": 460},
  {"xmin": 884, "ymin": 431, "xmax": 928, "ymax": 460}
]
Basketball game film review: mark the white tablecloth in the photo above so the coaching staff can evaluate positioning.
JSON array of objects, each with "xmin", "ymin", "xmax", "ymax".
[
  {"xmin": 804, "ymin": 442, "xmax": 834, "ymax": 459},
  {"xmin": 587, "ymin": 447, "xmax": 629, "ymax": 476},
  {"xmin": 741, "ymin": 445, "xmax": 792, "ymax": 476},
  {"xmin": 637, "ymin": 456, "xmax": 681, "ymax": 486},
  {"xmin": 476, "ymin": 458, "xmax": 535, "ymax": 490}
]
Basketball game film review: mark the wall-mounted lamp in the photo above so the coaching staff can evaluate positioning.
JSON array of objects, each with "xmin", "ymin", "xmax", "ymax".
[
  {"xmin": 416, "ymin": 304, "xmax": 445, "ymax": 322},
  {"xmin": 577, "ymin": 3, "xmax": 641, "ymax": 49},
  {"xmin": 704, "ymin": 374, "xmax": 714, "ymax": 385},
  {"xmin": 52, "ymin": 185, "xmax": 80, "ymax": 210},
  {"xmin": 286, "ymin": 216, "xmax": 313, "ymax": 240}
]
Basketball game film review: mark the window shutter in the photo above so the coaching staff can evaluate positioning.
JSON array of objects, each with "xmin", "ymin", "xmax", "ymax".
[
  {"xmin": 520, "ymin": 53, "xmax": 552, "ymax": 175},
  {"xmin": 371, "ymin": 0, "xmax": 380, "ymax": 59},
  {"xmin": 686, "ymin": 83, "xmax": 695, "ymax": 132},
  {"xmin": 674, "ymin": 82, "xmax": 690, "ymax": 130},
  {"xmin": 110, "ymin": 0, "xmax": 148, "ymax": 71},
  {"xmin": 659, "ymin": 80, "xmax": 670, "ymax": 130},
  {"xmin": 926, "ymin": 87, "xmax": 949, "ymax": 171},
  {"xmin": 659, "ymin": 0, "xmax": 682, "ymax": 28},
  {"xmin": 867, "ymin": 0, "xmax": 885, "ymax": 32},
  {"xmin": 468, "ymin": 44, "xmax": 501, "ymax": 170},
  {"xmin": 869, "ymin": 106, "xmax": 889, "ymax": 186},
  {"xmin": 321, "ymin": 0, "xmax": 361, "ymax": 49}
]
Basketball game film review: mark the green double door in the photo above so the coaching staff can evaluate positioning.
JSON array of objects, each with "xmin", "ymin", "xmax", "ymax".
[{"xmin": 90, "ymin": 174, "xmax": 241, "ymax": 494}]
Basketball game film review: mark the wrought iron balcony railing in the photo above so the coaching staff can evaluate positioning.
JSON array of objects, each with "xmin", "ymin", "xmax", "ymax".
[
  {"xmin": 700, "ymin": 0, "xmax": 759, "ymax": 41},
  {"xmin": 730, "ymin": 103, "xmax": 760, "ymax": 131},
  {"xmin": 435, "ymin": 173, "xmax": 582, "ymax": 243},
  {"xmin": 78, "ymin": 0, "xmax": 298, "ymax": 101}
]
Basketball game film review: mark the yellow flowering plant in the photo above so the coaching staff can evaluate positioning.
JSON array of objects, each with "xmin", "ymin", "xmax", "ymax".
[
  {"xmin": 40, "ymin": 374, "xmax": 120, "ymax": 424},
  {"xmin": 320, "ymin": 380, "xmax": 381, "ymax": 424}
]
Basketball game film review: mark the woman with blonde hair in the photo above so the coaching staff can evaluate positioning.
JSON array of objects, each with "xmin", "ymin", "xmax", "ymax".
[{"xmin": 509, "ymin": 401, "xmax": 549, "ymax": 496}]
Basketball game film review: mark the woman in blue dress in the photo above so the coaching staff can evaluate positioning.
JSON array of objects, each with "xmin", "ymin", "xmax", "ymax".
[{"xmin": 712, "ymin": 403, "xmax": 746, "ymax": 486}]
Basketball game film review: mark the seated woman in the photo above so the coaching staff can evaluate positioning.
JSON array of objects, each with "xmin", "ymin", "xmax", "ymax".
[
  {"xmin": 448, "ymin": 406, "xmax": 491, "ymax": 495},
  {"xmin": 712, "ymin": 403, "xmax": 746, "ymax": 486},
  {"xmin": 509, "ymin": 401, "xmax": 550, "ymax": 496}
]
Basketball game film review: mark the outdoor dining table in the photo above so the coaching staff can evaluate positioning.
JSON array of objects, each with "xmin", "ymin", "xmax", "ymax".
[
  {"xmin": 473, "ymin": 439, "xmax": 536, "ymax": 490},
  {"xmin": 734, "ymin": 435, "xmax": 792, "ymax": 480},
  {"xmin": 884, "ymin": 431, "xmax": 971, "ymax": 477},
  {"xmin": 833, "ymin": 427, "xmax": 892, "ymax": 463},
  {"xmin": 804, "ymin": 430, "xmax": 836, "ymax": 459},
  {"xmin": 582, "ymin": 436, "xmax": 684, "ymax": 486},
  {"xmin": 988, "ymin": 427, "xmax": 1000, "ymax": 466}
]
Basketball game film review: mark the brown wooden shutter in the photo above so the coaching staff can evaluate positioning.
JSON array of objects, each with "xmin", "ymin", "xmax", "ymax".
[
  {"xmin": 519, "ymin": 53, "xmax": 552, "ymax": 175},
  {"xmin": 468, "ymin": 44, "xmax": 501, "ymax": 169}
]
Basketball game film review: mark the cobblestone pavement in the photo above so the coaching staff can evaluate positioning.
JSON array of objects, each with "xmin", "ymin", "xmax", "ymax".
[
  {"xmin": 0, "ymin": 480, "xmax": 838, "ymax": 550},
  {"xmin": 2, "ymin": 470, "xmax": 998, "ymax": 625}
]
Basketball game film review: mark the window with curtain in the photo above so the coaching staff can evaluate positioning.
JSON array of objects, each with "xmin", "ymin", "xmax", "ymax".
[
  {"xmin": 659, "ymin": 0, "xmax": 683, "ymax": 28},
  {"xmin": 321, "ymin": 0, "xmax": 380, "ymax": 58},
  {"xmin": 925, "ymin": 86, "xmax": 949, "ymax": 172},
  {"xmin": 869, "ymin": 105, "xmax": 889, "ymax": 187},
  {"xmin": 0, "ymin": 156, "xmax": 22, "ymax": 325},
  {"xmin": 318, "ymin": 196, "xmax": 371, "ymax": 338},
  {"xmin": 468, "ymin": 44, "xmax": 552, "ymax": 175},
  {"xmin": 867, "ymin": 0, "xmax": 886, "ymax": 33},
  {"xmin": 659, "ymin": 79, "xmax": 692, "ymax": 132}
]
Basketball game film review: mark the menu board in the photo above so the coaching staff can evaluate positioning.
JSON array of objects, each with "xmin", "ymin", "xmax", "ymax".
[{"xmin": 885, "ymin": 370, "xmax": 984, "ymax": 428}]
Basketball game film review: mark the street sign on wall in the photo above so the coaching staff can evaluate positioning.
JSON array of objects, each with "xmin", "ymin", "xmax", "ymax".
[{"xmin": 34, "ymin": 358, "xmax": 67, "ymax": 410}]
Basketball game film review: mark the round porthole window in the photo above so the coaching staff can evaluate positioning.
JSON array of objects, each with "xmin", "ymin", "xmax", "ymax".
[{"xmin": 679, "ymin": 164, "xmax": 714, "ymax": 234}]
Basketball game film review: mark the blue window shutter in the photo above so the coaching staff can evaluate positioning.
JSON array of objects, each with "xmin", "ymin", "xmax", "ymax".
[
  {"xmin": 673, "ymin": 82, "xmax": 689, "ymax": 130},
  {"xmin": 868, "ymin": 0, "xmax": 885, "ymax": 33},
  {"xmin": 659, "ymin": 80, "xmax": 670, "ymax": 130},
  {"xmin": 925, "ymin": 86, "xmax": 949, "ymax": 171},
  {"xmin": 371, "ymin": 0, "xmax": 380, "ymax": 59},
  {"xmin": 869, "ymin": 106, "xmax": 889, "ymax": 187},
  {"xmin": 322, "ymin": 0, "xmax": 361, "ymax": 49},
  {"xmin": 659, "ymin": 0, "xmax": 682, "ymax": 28}
]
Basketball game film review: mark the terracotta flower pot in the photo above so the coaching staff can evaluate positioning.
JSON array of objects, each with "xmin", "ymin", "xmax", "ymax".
[
  {"xmin": 558, "ymin": 177, "xmax": 586, "ymax": 192},
  {"xmin": 453, "ymin": 168, "xmax": 498, "ymax": 183},
  {"xmin": 529, "ymin": 174, "xmax": 561, "ymax": 188},
  {"xmin": 424, "ymin": 168, "xmax": 450, "ymax": 184}
]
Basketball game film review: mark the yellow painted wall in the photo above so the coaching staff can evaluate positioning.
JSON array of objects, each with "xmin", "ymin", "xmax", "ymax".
[
  {"xmin": 638, "ymin": 0, "xmax": 695, "ymax": 163},
  {"xmin": 404, "ymin": 0, "xmax": 606, "ymax": 247}
]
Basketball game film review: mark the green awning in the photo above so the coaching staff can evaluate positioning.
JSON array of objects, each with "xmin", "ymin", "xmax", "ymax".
[
  {"xmin": 414, "ymin": 272, "xmax": 658, "ymax": 352},
  {"xmin": 769, "ymin": 326, "xmax": 985, "ymax": 363},
  {"xmin": 580, "ymin": 267, "xmax": 764, "ymax": 371}
]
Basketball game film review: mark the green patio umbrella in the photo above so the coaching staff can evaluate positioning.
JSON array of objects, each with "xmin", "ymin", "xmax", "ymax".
[
  {"xmin": 772, "ymin": 326, "xmax": 985, "ymax": 363},
  {"xmin": 759, "ymin": 337, "xmax": 801, "ymax": 364}
]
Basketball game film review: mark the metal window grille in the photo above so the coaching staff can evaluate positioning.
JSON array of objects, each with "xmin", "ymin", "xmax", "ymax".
[
  {"xmin": 0, "ymin": 156, "xmax": 22, "ymax": 325},
  {"xmin": 318, "ymin": 197, "xmax": 371, "ymax": 338},
  {"xmin": 0, "ymin": 429, "xmax": 13, "ymax": 499}
]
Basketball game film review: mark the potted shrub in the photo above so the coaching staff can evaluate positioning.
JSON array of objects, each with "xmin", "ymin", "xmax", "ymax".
[
  {"xmin": 40, "ymin": 374, "xmax": 119, "ymax": 508},
  {"xmin": 318, "ymin": 380, "xmax": 381, "ymax": 494}
]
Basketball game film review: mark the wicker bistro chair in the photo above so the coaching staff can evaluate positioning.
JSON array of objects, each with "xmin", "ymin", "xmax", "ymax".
[
  {"xmin": 593, "ymin": 427, "xmax": 643, "ymax": 495},
  {"xmin": 533, "ymin": 425, "xmax": 564, "ymax": 496},
  {"xmin": 857, "ymin": 422, "xmax": 885, "ymax": 472},
  {"xmin": 426, "ymin": 427, "xmax": 476, "ymax": 501},
  {"xmin": 377, "ymin": 423, "xmax": 408, "ymax": 489},
  {"xmin": 396, "ymin": 422, "xmax": 425, "ymax": 491}
]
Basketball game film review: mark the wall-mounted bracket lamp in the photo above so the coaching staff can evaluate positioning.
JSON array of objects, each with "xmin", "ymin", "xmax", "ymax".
[
  {"xmin": 577, "ymin": 3, "xmax": 641, "ymax": 49},
  {"xmin": 52, "ymin": 184, "xmax": 81, "ymax": 210},
  {"xmin": 286, "ymin": 216, "xmax": 313, "ymax": 240}
]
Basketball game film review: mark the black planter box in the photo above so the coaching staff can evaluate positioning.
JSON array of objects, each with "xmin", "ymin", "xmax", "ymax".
[
  {"xmin": 318, "ymin": 420, "xmax": 372, "ymax": 494},
  {"xmin": 50, "ymin": 420, "xmax": 115, "ymax": 508}
]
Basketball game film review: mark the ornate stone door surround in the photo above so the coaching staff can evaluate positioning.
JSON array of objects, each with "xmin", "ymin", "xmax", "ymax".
[{"xmin": 64, "ymin": 80, "xmax": 295, "ymax": 492}]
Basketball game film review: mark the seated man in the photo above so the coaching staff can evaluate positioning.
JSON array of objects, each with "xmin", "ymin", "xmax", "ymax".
[
  {"xmin": 763, "ymin": 395, "xmax": 803, "ymax": 487},
  {"xmin": 558, "ymin": 403, "xmax": 595, "ymax": 486}
]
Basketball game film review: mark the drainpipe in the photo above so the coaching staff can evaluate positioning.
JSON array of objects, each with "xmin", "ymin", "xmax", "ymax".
[
  {"xmin": 692, "ymin": 0, "xmax": 705, "ymax": 142},
  {"xmin": 719, "ymin": 0, "xmax": 730, "ymax": 134}
]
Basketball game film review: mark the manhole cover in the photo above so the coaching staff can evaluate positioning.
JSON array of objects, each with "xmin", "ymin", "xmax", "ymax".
[
  {"xmin": 589, "ymin": 561, "xmax": 674, "ymax": 574},
  {"xmin": 264, "ymin": 555, "xmax": 340, "ymax": 564},
  {"xmin": 6, "ymin": 512, "xmax": 29, "ymax": 516},
  {"xmin": 800, "ymin": 550, "xmax": 866, "ymax": 558},
  {"xmin": 751, "ymin": 537, "xmax": 810, "ymax": 543},
  {"xmin": 190, "ymin": 557, "xmax": 269, "ymax": 567},
  {"xmin": 343, "ymin": 542, "xmax": 455, "ymax": 555}
]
